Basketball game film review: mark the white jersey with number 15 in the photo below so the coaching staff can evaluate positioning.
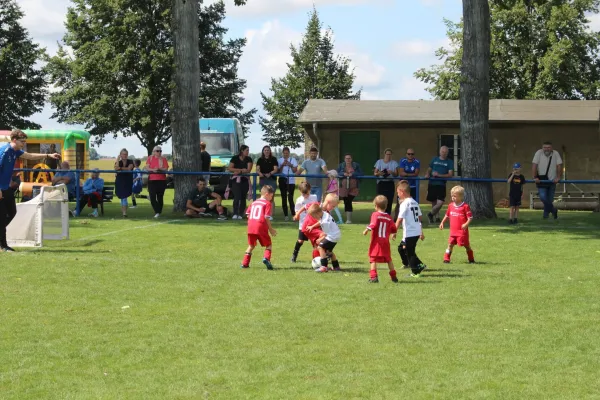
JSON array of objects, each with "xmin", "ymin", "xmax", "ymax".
[{"xmin": 398, "ymin": 197, "xmax": 422, "ymax": 239}]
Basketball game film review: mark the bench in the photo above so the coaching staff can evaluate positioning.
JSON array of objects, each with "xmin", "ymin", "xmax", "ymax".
[
  {"xmin": 100, "ymin": 186, "xmax": 114, "ymax": 216},
  {"xmin": 529, "ymin": 191, "xmax": 599, "ymax": 211}
]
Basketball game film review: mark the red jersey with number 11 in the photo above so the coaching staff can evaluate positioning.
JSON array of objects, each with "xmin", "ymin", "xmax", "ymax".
[
  {"xmin": 367, "ymin": 211, "xmax": 397, "ymax": 260},
  {"xmin": 446, "ymin": 202, "xmax": 473, "ymax": 237},
  {"xmin": 246, "ymin": 198, "xmax": 272, "ymax": 235}
]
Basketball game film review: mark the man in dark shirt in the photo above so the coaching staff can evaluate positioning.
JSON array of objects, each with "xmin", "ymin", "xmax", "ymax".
[
  {"xmin": 185, "ymin": 177, "xmax": 226, "ymax": 220},
  {"xmin": 200, "ymin": 142, "xmax": 211, "ymax": 182}
]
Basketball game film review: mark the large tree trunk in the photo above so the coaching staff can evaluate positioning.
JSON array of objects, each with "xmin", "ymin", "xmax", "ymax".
[
  {"xmin": 460, "ymin": 0, "xmax": 496, "ymax": 218},
  {"xmin": 171, "ymin": 0, "xmax": 201, "ymax": 211}
]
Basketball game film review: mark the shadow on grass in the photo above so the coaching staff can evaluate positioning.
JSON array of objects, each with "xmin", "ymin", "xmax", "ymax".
[
  {"xmin": 421, "ymin": 274, "xmax": 471, "ymax": 278},
  {"xmin": 400, "ymin": 280, "xmax": 442, "ymax": 284},
  {"xmin": 27, "ymin": 249, "xmax": 112, "ymax": 254}
]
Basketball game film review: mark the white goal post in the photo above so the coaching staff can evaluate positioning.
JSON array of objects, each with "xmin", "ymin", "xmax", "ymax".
[{"xmin": 7, "ymin": 184, "xmax": 70, "ymax": 248}]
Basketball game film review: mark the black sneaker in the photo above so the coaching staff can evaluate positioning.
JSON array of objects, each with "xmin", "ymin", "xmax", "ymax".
[
  {"xmin": 290, "ymin": 255, "xmax": 297, "ymax": 263},
  {"xmin": 417, "ymin": 264, "xmax": 428, "ymax": 274},
  {"xmin": 435, "ymin": 217, "xmax": 441, "ymax": 223},
  {"xmin": 469, "ymin": 260, "xmax": 476, "ymax": 264},
  {"xmin": 427, "ymin": 212, "xmax": 434, "ymax": 223},
  {"xmin": 2, "ymin": 246, "xmax": 15, "ymax": 252},
  {"xmin": 369, "ymin": 277, "xmax": 379, "ymax": 283},
  {"xmin": 514, "ymin": 218, "xmax": 518, "ymax": 224},
  {"xmin": 508, "ymin": 219, "xmax": 513, "ymax": 224},
  {"xmin": 443, "ymin": 260, "xmax": 450, "ymax": 264},
  {"xmin": 391, "ymin": 276, "xmax": 399, "ymax": 283}
]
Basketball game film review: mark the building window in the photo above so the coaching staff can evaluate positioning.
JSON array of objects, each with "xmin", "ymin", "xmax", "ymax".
[{"xmin": 438, "ymin": 134, "xmax": 462, "ymax": 176}]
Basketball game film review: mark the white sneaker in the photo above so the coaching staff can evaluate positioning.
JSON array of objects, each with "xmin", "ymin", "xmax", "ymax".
[
  {"xmin": 285, "ymin": 216, "xmax": 290, "ymax": 222},
  {"xmin": 345, "ymin": 220, "xmax": 352, "ymax": 224},
  {"xmin": 233, "ymin": 215, "xmax": 239, "ymax": 220},
  {"xmin": 268, "ymin": 216, "xmax": 273, "ymax": 221},
  {"xmin": 130, "ymin": 206, "xmax": 137, "ymax": 209},
  {"xmin": 88, "ymin": 211, "xmax": 98, "ymax": 218},
  {"xmin": 154, "ymin": 213, "xmax": 160, "ymax": 218}
]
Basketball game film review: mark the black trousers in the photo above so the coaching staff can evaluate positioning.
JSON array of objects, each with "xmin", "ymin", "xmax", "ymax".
[
  {"xmin": 278, "ymin": 178, "xmax": 296, "ymax": 217},
  {"xmin": 0, "ymin": 189, "xmax": 17, "ymax": 247},
  {"xmin": 377, "ymin": 181, "xmax": 395, "ymax": 215},
  {"xmin": 398, "ymin": 236, "xmax": 422, "ymax": 273},
  {"xmin": 342, "ymin": 195, "xmax": 355, "ymax": 212},
  {"xmin": 148, "ymin": 180, "xmax": 167, "ymax": 214},
  {"xmin": 78, "ymin": 194, "xmax": 100, "ymax": 212},
  {"xmin": 231, "ymin": 178, "xmax": 249, "ymax": 216}
]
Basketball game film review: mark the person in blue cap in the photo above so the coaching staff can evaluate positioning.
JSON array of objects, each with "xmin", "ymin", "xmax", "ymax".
[{"xmin": 507, "ymin": 162, "xmax": 526, "ymax": 224}]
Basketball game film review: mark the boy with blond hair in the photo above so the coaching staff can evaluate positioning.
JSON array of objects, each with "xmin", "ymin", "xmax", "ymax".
[
  {"xmin": 306, "ymin": 195, "xmax": 342, "ymax": 272},
  {"xmin": 396, "ymin": 180, "xmax": 426, "ymax": 277},
  {"xmin": 363, "ymin": 195, "xmax": 398, "ymax": 283},
  {"xmin": 241, "ymin": 185, "xmax": 277, "ymax": 270},
  {"xmin": 439, "ymin": 185, "xmax": 475, "ymax": 263}
]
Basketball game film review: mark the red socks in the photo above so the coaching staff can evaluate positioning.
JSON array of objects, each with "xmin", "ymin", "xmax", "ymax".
[
  {"xmin": 264, "ymin": 249, "xmax": 272, "ymax": 261},
  {"xmin": 312, "ymin": 248, "xmax": 320, "ymax": 258},
  {"xmin": 467, "ymin": 249, "xmax": 474, "ymax": 262},
  {"xmin": 444, "ymin": 251, "xmax": 451, "ymax": 262},
  {"xmin": 370, "ymin": 270, "xmax": 378, "ymax": 280},
  {"xmin": 242, "ymin": 252, "xmax": 251, "ymax": 267},
  {"xmin": 389, "ymin": 270, "xmax": 397, "ymax": 280}
]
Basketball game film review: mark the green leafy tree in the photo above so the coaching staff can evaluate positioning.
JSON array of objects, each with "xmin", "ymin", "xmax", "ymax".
[
  {"xmin": 415, "ymin": 0, "xmax": 600, "ymax": 100},
  {"xmin": 0, "ymin": 0, "xmax": 47, "ymax": 130},
  {"xmin": 260, "ymin": 8, "xmax": 360, "ymax": 148},
  {"xmin": 46, "ymin": 0, "xmax": 255, "ymax": 155},
  {"xmin": 89, "ymin": 147, "xmax": 99, "ymax": 160}
]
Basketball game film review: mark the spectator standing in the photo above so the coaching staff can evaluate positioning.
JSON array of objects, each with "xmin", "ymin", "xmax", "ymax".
[
  {"xmin": 115, "ymin": 148, "xmax": 134, "ymax": 218},
  {"xmin": 278, "ymin": 147, "xmax": 298, "ymax": 221},
  {"xmin": 425, "ymin": 146, "xmax": 454, "ymax": 223},
  {"xmin": 256, "ymin": 145, "xmax": 279, "ymax": 219},
  {"xmin": 373, "ymin": 148, "xmax": 398, "ymax": 215},
  {"xmin": 297, "ymin": 147, "xmax": 328, "ymax": 202},
  {"xmin": 228, "ymin": 145, "xmax": 253, "ymax": 220},
  {"xmin": 131, "ymin": 159, "xmax": 142, "ymax": 208},
  {"xmin": 145, "ymin": 146, "xmax": 169, "ymax": 218},
  {"xmin": 532, "ymin": 141, "xmax": 562, "ymax": 220},
  {"xmin": 200, "ymin": 142, "xmax": 211, "ymax": 183},
  {"xmin": 337, "ymin": 153, "xmax": 362, "ymax": 224}
]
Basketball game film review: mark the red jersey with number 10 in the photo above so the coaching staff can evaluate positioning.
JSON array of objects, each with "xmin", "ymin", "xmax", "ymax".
[
  {"xmin": 367, "ymin": 211, "xmax": 397, "ymax": 261},
  {"xmin": 446, "ymin": 202, "xmax": 473, "ymax": 237},
  {"xmin": 246, "ymin": 198, "xmax": 272, "ymax": 235}
]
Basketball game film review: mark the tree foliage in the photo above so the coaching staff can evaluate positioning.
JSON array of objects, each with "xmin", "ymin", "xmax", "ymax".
[
  {"xmin": 0, "ymin": 0, "xmax": 47, "ymax": 130},
  {"xmin": 260, "ymin": 8, "xmax": 360, "ymax": 148},
  {"xmin": 46, "ymin": 0, "xmax": 255, "ymax": 155},
  {"xmin": 415, "ymin": 0, "xmax": 600, "ymax": 100}
]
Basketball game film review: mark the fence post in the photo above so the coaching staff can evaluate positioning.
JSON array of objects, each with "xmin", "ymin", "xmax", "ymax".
[
  {"xmin": 252, "ymin": 174, "xmax": 257, "ymax": 201},
  {"xmin": 75, "ymin": 171, "xmax": 81, "ymax": 215},
  {"xmin": 415, "ymin": 179, "xmax": 420, "ymax": 203}
]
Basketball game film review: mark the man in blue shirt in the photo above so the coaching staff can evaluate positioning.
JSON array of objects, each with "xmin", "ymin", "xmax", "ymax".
[
  {"xmin": 424, "ymin": 146, "xmax": 454, "ymax": 223},
  {"xmin": 395, "ymin": 148, "xmax": 421, "ymax": 219},
  {"xmin": 75, "ymin": 169, "xmax": 104, "ymax": 217},
  {"xmin": 0, "ymin": 129, "xmax": 60, "ymax": 252},
  {"xmin": 52, "ymin": 161, "xmax": 77, "ymax": 200}
]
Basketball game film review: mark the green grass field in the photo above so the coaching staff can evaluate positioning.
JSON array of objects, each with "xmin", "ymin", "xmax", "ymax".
[{"xmin": 1, "ymin": 190, "xmax": 600, "ymax": 399}]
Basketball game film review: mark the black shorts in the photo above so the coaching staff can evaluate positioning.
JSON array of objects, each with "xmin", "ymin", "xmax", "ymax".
[
  {"xmin": 319, "ymin": 239, "xmax": 337, "ymax": 252},
  {"xmin": 509, "ymin": 195, "xmax": 522, "ymax": 207},
  {"xmin": 426, "ymin": 184, "xmax": 446, "ymax": 202},
  {"xmin": 298, "ymin": 231, "xmax": 308, "ymax": 241}
]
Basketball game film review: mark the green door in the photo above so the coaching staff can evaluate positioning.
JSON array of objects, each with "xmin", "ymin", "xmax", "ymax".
[{"xmin": 339, "ymin": 131, "xmax": 380, "ymax": 201}]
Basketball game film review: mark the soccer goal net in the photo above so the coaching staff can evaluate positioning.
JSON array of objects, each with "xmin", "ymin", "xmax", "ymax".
[{"xmin": 7, "ymin": 184, "xmax": 70, "ymax": 248}]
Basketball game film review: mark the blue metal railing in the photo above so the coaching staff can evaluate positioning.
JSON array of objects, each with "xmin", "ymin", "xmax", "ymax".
[{"xmin": 15, "ymin": 168, "xmax": 596, "ymax": 214}]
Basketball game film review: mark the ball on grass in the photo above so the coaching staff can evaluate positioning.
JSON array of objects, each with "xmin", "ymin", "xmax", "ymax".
[{"xmin": 312, "ymin": 256, "xmax": 322, "ymax": 270}]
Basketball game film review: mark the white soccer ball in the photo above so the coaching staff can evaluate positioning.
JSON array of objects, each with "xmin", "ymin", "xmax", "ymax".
[{"xmin": 312, "ymin": 257, "xmax": 322, "ymax": 270}]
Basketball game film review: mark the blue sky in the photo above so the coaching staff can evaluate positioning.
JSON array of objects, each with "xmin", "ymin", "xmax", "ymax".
[{"xmin": 15, "ymin": 0, "xmax": 462, "ymax": 157}]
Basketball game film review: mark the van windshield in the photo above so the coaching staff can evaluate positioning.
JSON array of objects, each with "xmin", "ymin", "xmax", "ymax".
[{"xmin": 202, "ymin": 133, "xmax": 234, "ymax": 155}]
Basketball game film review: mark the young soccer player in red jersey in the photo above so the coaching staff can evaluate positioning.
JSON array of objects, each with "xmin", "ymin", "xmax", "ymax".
[
  {"xmin": 307, "ymin": 202, "xmax": 342, "ymax": 272},
  {"xmin": 362, "ymin": 195, "xmax": 398, "ymax": 283},
  {"xmin": 241, "ymin": 185, "xmax": 277, "ymax": 270},
  {"xmin": 291, "ymin": 182, "xmax": 319, "ymax": 262},
  {"xmin": 439, "ymin": 185, "xmax": 475, "ymax": 263}
]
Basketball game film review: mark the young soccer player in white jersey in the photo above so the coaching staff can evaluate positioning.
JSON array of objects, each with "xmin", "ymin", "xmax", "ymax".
[
  {"xmin": 395, "ymin": 180, "xmax": 427, "ymax": 277},
  {"xmin": 306, "ymin": 202, "xmax": 342, "ymax": 272},
  {"xmin": 291, "ymin": 182, "xmax": 319, "ymax": 262}
]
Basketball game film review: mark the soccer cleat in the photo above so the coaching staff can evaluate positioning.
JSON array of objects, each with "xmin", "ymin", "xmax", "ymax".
[
  {"xmin": 217, "ymin": 214, "xmax": 227, "ymax": 220},
  {"xmin": 443, "ymin": 260, "xmax": 450, "ymax": 264},
  {"xmin": 469, "ymin": 260, "xmax": 476, "ymax": 264},
  {"xmin": 408, "ymin": 273, "xmax": 421, "ymax": 278},
  {"xmin": 315, "ymin": 266, "xmax": 328, "ymax": 273},
  {"xmin": 129, "ymin": 206, "xmax": 137, "ymax": 209},
  {"xmin": 391, "ymin": 276, "xmax": 399, "ymax": 283},
  {"xmin": 417, "ymin": 264, "xmax": 428, "ymax": 273},
  {"xmin": 369, "ymin": 277, "xmax": 379, "ymax": 283},
  {"xmin": 240, "ymin": 265, "xmax": 249, "ymax": 269},
  {"xmin": 2, "ymin": 246, "xmax": 15, "ymax": 252},
  {"xmin": 332, "ymin": 266, "xmax": 341, "ymax": 272},
  {"xmin": 262, "ymin": 258, "xmax": 274, "ymax": 270},
  {"xmin": 427, "ymin": 212, "xmax": 434, "ymax": 223},
  {"xmin": 154, "ymin": 213, "xmax": 160, "ymax": 218},
  {"xmin": 290, "ymin": 255, "xmax": 297, "ymax": 263},
  {"xmin": 402, "ymin": 264, "xmax": 409, "ymax": 269},
  {"xmin": 285, "ymin": 216, "xmax": 290, "ymax": 222}
]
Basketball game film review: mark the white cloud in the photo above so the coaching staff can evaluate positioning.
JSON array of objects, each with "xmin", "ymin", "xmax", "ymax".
[
  {"xmin": 393, "ymin": 38, "xmax": 451, "ymax": 59},
  {"xmin": 218, "ymin": 0, "xmax": 390, "ymax": 18},
  {"xmin": 587, "ymin": 12, "xmax": 600, "ymax": 32}
]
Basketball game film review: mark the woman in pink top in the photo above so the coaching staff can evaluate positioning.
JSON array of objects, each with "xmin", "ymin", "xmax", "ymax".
[{"xmin": 144, "ymin": 145, "xmax": 169, "ymax": 218}]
